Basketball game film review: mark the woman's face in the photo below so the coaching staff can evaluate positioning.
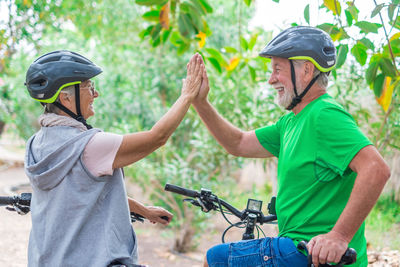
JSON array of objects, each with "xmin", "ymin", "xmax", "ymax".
[{"xmin": 79, "ymin": 80, "xmax": 98, "ymax": 119}]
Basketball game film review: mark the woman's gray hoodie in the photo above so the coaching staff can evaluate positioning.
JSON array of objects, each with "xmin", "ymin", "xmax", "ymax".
[{"xmin": 25, "ymin": 126, "xmax": 138, "ymax": 267}]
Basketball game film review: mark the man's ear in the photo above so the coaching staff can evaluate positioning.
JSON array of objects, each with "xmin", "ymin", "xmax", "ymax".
[{"xmin": 303, "ymin": 61, "xmax": 315, "ymax": 82}]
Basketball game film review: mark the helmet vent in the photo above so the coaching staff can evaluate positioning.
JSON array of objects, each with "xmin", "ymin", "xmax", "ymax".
[{"xmin": 323, "ymin": 46, "xmax": 335, "ymax": 55}]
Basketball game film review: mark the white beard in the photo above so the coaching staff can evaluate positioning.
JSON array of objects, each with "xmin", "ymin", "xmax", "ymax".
[{"xmin": 276, "ymin": 87, "xmax": 295, "ymax": 109}]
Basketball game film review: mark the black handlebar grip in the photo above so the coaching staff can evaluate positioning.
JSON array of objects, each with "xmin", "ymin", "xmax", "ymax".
[
  {"xmin": 341, "ymin": 247, "xmax": 357, "ymax": 265},
  {"xmin": 0, "ymin": 196, "xmax": 14, "ymax": 206},
  {"xmin": 164, "ymin": 184, "xmax": 200, "ymax": 198}
]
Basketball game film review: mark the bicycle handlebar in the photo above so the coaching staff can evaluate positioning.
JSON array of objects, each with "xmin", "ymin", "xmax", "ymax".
[
  {"xmin": 164, "ymin": 183, "xmax": 277, "ymax": 224},
  {"xmin": 297, "ymin": 241, "xmax": 357, "ymax": 266},
  {"xmin": 0, "ymin": 193, "xmax": 31, "ymax": 207},
  {"xmin": 164, "ymin": 184, "xmax": 200, "ymax": 198}
]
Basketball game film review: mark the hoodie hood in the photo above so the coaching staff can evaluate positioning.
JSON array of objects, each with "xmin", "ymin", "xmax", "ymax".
[{"xmin": 25, "ymin": 126, "xmax": 100, "ymax": 190}]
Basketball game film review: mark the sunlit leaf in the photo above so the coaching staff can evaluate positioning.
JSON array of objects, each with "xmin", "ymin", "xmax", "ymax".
[
  {"xmin": 226, "ymin": 57, "xmax": 240, "ymax": 71},
  {"xmin": 351, "ymin": 43, "xmax": 367, "ymax": 65},
  {"xmin": 336, "ymin": 44, "xmax": 348, "ymax": 69},
  {"xmin": 304, "ymin": 4, "xmax": 310, "ymax": 24},
  {"xmin": 376, "ymin": 76, "xmax": 395, "ymax": 111},
  {"xmin": 196, "ymin": 31, "xmax": 206, "ymax": 48},
  {"xmin": 390, "ymin": 32, "xmax": 400, "ymax": 41},
  {"xmin": 160, "ymin": 2, "xmax": 170, "ymax": 29},
  {"xmin": 371, "ymin": 4, "xmax": 384, "ymax": 18},
  {"xmin": 323, "ymin": 0, "xmax": 341, "ymax": 15},
  {"xmin": 354, "ymin": 21, "xmax": 382, "ymax": 33},
  {"xmin": 373, "ymin": 73, "xmax": 385, "ymax": 97}
]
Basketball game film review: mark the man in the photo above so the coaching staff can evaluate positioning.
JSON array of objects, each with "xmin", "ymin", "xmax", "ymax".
[
  {"xmin": 24, "ymin": 51, "xmax": 204, "ymax": 266},
  {"xmin": 193, "ymin": 26, "xmax": 390, "ymax": 267}
]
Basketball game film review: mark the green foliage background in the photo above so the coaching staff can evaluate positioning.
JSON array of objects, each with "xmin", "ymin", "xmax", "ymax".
[{"xmin": 1, "ymin": 0, "xmax": 399, "ymax": 250}]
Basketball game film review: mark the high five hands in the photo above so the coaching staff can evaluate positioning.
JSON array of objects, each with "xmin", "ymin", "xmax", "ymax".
[{"xmin": 182, "ymin": 53, "xmax": 209, "ymax": 105}]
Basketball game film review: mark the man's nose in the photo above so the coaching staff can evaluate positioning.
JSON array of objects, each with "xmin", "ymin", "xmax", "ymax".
[{"xmin": 268, "ymin": 73, "xmax": 277, "ymax": 85}]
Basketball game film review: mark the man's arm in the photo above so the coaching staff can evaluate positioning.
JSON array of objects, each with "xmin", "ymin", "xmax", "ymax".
[
  {"xmin": 308, "ymin": 145, "xmax": 391, "ymax": 266},
  {"xmin": 192, "ymin": 62, "xmax": 273, "ymax": 158}
]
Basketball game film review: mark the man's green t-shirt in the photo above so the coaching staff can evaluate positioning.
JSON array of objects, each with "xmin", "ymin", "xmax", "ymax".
[{"xmin": 255, "ymin": 94, "xmax": 371, "ymax": 267}]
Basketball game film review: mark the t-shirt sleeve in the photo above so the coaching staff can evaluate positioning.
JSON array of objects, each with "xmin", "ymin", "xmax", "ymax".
[
  {"xmin": 315, "ymin": 107, "xmax": 372, "ymax": 181},
  {"xmin": 82, "ymin": 132, "xmax": 123, "ymax": 177},
  {"xmin": 254, "ymin": 118, "xmax": 282, "ymax": 157}
]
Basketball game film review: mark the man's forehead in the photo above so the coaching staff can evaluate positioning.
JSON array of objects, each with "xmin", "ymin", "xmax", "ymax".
[{"xmin": 271, "ymin": 57, "xmax": 289, "ymax": 67}]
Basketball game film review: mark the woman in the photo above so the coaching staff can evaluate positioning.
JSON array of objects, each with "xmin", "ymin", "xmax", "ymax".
[{"xmin": 24, "ymin": 50, "xmax": 204, "ymax": 267}]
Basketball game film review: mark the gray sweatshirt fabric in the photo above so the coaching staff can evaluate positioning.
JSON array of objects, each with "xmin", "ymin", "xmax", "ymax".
[{"xmin": 24, "ymin": 126, "xmax": 138, "ymax": 267}]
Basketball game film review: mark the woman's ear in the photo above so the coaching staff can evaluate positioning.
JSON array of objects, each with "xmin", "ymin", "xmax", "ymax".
[{"xmin": 59, "ymin": 92, "xmax": 73, "ymax": 107}]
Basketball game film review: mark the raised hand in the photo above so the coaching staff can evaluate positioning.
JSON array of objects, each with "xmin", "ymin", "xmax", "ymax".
[
  {"xmin": 193, "ymin": 55, "xmax": 209, "ymax": 105},
  {"xmin": 182, "ymin": 53, "xmax": 204, "ymax": 101}
]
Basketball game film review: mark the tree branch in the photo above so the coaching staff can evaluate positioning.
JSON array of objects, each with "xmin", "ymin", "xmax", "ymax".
[{"xmin": 373, "ymin": 0, "xmax": 400, "ymax": 76}]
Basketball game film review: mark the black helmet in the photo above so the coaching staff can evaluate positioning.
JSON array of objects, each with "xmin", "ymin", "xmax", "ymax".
[
  {"xmin": 25, "ymin": 50, "xmax": 102, "ymax": 103},
  {"xmin": 259, "ymin": 26, "xmax": 336, "ymax": 72}
]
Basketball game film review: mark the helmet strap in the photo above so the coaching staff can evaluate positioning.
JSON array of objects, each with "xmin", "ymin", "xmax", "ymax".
[
  {"xmin": 52, "ymin": 84, "xmax": 92, "ymax": 129},
  {"xmin": 286, "ymin": 60, "xmax": 320, "ymax": 111}
]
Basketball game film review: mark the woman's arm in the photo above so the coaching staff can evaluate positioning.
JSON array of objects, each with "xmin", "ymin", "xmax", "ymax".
[{"xmin": 112, "ymin": 53, "xmax": 203, "ymax": 169}]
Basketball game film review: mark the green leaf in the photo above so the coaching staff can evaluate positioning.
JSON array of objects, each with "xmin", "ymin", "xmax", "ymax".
[
  {"xmin": 189, "ymin": 0, "xmax": 206, "ymax": 15},
  {"xmin": 373, "ymin": 73, "xmax": 385, "ymax": 97},
  {"xmin": 354, "ymin": 21, "xmax": 382, "ymax": 34},
  {"xmin": 207, "ymin": 57, "xmax": 222, "ymax": 73},
  {"xmin": 135, "ymin": 0, "xmax": 169, "ymax": 6},
  {"xmin": 347, "ymin": 4, "xmax": 359, "ymax": 22},
  {"xmin": 336, "ymin": 44, "xmax": 348, "ymax": 69},
  {"xmin": 359, "ymin": 38, "xmax": 375, "ymax": 50},
  {"xmin": 248, "ymin": 65, "xmax": 256, "ymax": 82},
  {"xmin": 205, "ymin": 48, "xmax": 227, "ymax": 66},
  {"xmin": 304, "ymin": 4, "xmax": 310, "ymax": 24},
  {"xmin": 366, "ymin": 60, "xmax": 379, "ymax": 85},
  {"xmin": 198, "ymin": 0, "xmax": 213, "ymax": 13},
  {"xmin": 240, "ymin": 36, "xmax": 248, "ymax": 51},
  {"xmin": 243, "ymin": 0, "xmax": 252, "ymax": 7},
  {"xmin": 345, "ymin": 10, "xmax": 353, "ymax": 26},
  {"xmin": 351, "ymin": 43, "xmax": 368, "ymax": 65},
  {"xmin": 150, "ymin": 23, "xmax": 162, "ymax": 40},
  {"xmin": 371, "ymin": 4, "xmax": 384, "ymax": 18},
  {"xmin": 178, "ymin": 13, "xmax": 195, "ymax": 37},
  {"xmin": 142, "ymin": 10, "xmax": 160, "ymax": 21},
  {"xmin": 170, "ymin": 31, "xmax": 184, "ymax": 46},
  {"xmin": 224, "ymin": 46, "xmax": 238, "ymax": 53},
  {"xmin": 379, "ymin": 57, "xmax": 397, "ymax": 78},
  {"xmin": 388, "ymin": 4, "xmax": 396, "ymax": 21},
  {"xmin": 248, "ymin": 33, "xmax": 258, "ymax": 51},
  {"xmin": 272, "ymin": 0, "xmax": 279, "ymax": 2}
]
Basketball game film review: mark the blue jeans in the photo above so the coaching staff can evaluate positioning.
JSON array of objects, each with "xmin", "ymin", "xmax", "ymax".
[{"xmin": 206, "ymin": 237, "xmax": 307, "ymax": 267}]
